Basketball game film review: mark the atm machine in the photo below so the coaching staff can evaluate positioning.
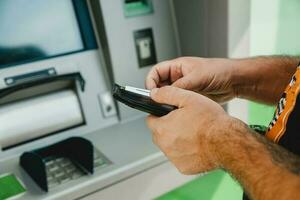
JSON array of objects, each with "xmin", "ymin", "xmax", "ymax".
[
  {"xmin": 0, "ymin": 0, "xmax": 242, "ymax": 199},
  {"xmin": 0, "ymin": 0, "xmax": 180, "ymax": 199}
]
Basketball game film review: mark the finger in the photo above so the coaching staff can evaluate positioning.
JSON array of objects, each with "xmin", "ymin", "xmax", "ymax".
[
  {"xmin": 145, "ymin": 61, "xmax": 172, "ymax": 89},
  {"xmin": 170, "ymin": 62, "xmax": 184, "ymax": 83},
  {"xmin": 145, "ymin": 77, "xmax": 158, "ymax": 90},
  {"xmin": 158, "ymin": 80, "xmax": 171, "ymax": 87},
  {"xmin": 172, "ymin": 75, "xmax": 193, "ymax": 90},
  {"xmin": 150, "ymin": 86, "xmax": 193, "ymax": 108}
]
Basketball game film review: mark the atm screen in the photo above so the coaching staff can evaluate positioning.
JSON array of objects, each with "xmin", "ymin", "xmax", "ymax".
[{"xmin": 0, "ymin": 0, "xmax": 90, "ymax": 68}]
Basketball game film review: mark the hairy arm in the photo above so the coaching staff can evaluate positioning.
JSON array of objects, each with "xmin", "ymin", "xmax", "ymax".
[
  {"xmin": 232, "ymin": 56, "xmax": 300, "ymax": 104},
  {"xmin": 215, "ymin": 118, "xmax": 300, "ymax": 200}
]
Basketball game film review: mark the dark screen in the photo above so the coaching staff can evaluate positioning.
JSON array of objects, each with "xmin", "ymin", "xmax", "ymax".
[{"xmin": 0, "ymin": 0, "xmax": 84, "ymax": 67}]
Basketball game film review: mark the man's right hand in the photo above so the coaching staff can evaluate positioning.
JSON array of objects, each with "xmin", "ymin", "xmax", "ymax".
[{"xmin": 145, "ymin": 57, "xmax": 239, "ymax": 103}]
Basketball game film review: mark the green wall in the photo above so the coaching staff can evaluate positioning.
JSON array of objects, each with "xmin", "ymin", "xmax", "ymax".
[{"xmin": 249, "ymin": 0, "xmax": 300, "ymax": 125}]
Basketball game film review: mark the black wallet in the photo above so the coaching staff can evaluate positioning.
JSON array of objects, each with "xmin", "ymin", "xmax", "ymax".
[{"xmin": 112, "ymin": 84, "xmax": 177, "ymax": 117}]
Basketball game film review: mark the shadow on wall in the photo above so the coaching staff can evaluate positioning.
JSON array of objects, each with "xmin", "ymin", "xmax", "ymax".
[
  {"xmin": 0, "ymin": 46, "xmax": 45, "ymax": 67},
  {"xmin": 227, "ymin": 0, "xmax": 250, "ymax": 58}
]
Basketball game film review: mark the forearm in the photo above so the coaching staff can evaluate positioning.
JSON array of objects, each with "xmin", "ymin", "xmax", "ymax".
[
  {"xmin": 232, "ymin": 56, "xmax": 299, "ymax": 104},
  {"xmin": 213, "ymin": 117, "xmax": 300, "ymax": 200}
]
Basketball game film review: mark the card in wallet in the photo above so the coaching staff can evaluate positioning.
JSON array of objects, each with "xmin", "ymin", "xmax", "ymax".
[{"xmin": 112, "ymin": 84, "xmax": 176, "ymax": 117}]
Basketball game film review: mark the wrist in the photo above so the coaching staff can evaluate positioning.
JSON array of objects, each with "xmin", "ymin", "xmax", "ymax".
[
  {"xmin": 230, "ymin": 58, "xmax": 257, "ymax": 99},
  {"xmin": 230, "ymin": 56, "xmax": 299, "ymax": 103},
  {"xmin": 208, "ymin": 116, "xmax": 251, "ymax": 168}
]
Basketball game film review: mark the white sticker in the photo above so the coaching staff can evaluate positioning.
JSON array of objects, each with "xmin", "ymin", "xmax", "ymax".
[{"xmin": 137, "ymin": 38, "xmax": 152, "ymax": 59}]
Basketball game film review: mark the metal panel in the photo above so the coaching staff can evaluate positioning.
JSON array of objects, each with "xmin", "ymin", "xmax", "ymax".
[{"xmin": 95, "ymin": 0, "xmax": 180, "ymax": 120}]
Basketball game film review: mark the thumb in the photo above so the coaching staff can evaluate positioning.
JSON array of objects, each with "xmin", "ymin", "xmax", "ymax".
[{"xmin": 151, "ymin": 86, "xmax": 192, "ymax": 108}]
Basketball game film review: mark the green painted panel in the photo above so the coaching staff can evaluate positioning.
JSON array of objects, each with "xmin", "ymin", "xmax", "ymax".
[
  {"xmin": 0, "ymin": 174, "xmax": 26, "ymax": 200},
  {"xmin": 155, "ymin": 170, "xmax": 243, "ymax": 200}
]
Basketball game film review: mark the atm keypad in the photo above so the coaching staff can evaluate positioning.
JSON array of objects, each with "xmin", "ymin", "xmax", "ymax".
[{"xmin": 45, "ymin": 148, "xmax": 110, "ymax": 189}]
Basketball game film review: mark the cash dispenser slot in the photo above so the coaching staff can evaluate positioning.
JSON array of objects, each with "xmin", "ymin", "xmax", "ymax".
[
  {"xmin": 0, "ymin": 71, "xmax": 86, "ymax": 150},
  {"xmin": 0, "ymin": 70, "xmax": 85, "ymax": 100}
]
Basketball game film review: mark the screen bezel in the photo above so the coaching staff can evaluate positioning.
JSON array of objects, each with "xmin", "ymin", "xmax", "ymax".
[{"xmin": 0, "ymin": 0, "xmax": 98, "ymax": 69}]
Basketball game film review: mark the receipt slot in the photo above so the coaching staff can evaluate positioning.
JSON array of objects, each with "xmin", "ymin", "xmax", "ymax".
[
  {"xmin": 123, "ymin": 0, "xmax": 153, "ymax": 17},
  {"xmin": 134, "ymin": 28, "xmax": 157, "ymax": 68}
]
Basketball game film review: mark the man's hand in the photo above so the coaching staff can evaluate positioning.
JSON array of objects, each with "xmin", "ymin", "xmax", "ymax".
[
  {"xmin": 146, "ymin": 56, "xmax": 299, "ymax": 105},
  {"xmin": 145, "ymin": 57, "xmax": 238, "ymax": 103},
  {"xmin": 146, "ymin": 86, "xmax": 300, "ymax": 200},
  {"xmin": 146, "ymin": 86, "xmax": 230, "ymax": 174}
]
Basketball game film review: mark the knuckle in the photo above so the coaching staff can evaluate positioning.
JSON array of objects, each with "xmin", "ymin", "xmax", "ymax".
[
  {"xmin": 179, "ymin": 79, "xmax": 190, "ymax": 89},
  {"xmin": 175, "ymin": 62, "xmax": 182, "ymax": 73},
  {"xmin": 155, "ymin": 64, "xmax": 161, "ymax": 72},
  {"xmin": 157, "ymin": 60, "xmax": 171, "ymax": 71},
  {"xmin": 184, "ymin": 79, "xmax": 193, "ymax": 89}
]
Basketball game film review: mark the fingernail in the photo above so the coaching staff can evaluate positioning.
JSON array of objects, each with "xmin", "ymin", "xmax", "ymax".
[{"xmin": 151, "ymin": 88, "xmax": 159, "ymax": 97}]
